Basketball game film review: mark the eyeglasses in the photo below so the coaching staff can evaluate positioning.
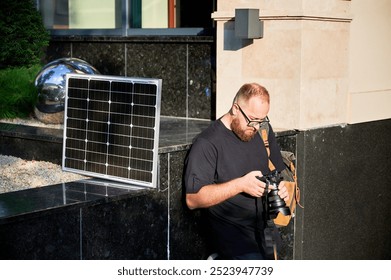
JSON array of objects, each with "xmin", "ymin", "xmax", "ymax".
[{"xmin": 236, "ymin": 104, "xmax": 270, "ymax": 127}]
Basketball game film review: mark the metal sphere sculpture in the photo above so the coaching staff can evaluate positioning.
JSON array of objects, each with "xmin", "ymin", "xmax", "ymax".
[{"xmin": 34, "ymin": 58, "xmax": 99, "ymax": 124}]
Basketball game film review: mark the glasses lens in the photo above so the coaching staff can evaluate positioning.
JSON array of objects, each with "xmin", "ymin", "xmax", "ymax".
[
  {"xmin": 248, "ymin": 121, "xmax": 260, "ymax": 127},
  {"xmin": 248, "ymin": 117, "xmax": 269, "ymax": 127},
  {"xmin": 236, "ymin": 104, "xmax": 269, "ymax": 127}
]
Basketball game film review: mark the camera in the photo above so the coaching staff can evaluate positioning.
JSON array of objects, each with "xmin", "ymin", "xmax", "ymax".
[{"xmin": 257, "ymin": 171, "xmax": 291, "ymax": 219}]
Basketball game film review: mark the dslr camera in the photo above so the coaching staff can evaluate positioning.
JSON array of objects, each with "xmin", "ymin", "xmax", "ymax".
[{"xmin": 257, "ymin": 171, "xmax": 291, "ymax": 219}]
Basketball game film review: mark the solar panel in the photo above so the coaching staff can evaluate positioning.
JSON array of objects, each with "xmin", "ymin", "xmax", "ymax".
[{"xmin": 62, "ymin": 73, "xmax": 162, "ymax": 188}]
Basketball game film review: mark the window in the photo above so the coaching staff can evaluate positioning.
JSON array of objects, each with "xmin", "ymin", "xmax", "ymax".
[{"xmin": 36, "ymin": 0, "xmax": 216, "ymax": 36}]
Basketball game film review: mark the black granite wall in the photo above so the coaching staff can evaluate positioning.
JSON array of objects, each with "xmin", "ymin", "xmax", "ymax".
[
  {"xmin": 0, "ymin": 184, "xmax": 166, "ymax": 259},
  {"xmin": 0, "ymin": 123, "xmax": 63, "ymax": 165},
  {"xmin": 275, "ymin": 130, "xmax": 299, "ymax": 260},
  {"xmin": 0, "ymin": 122, "xmax": 297, "ymax": 260},
  {"xmin": 1, "ymin": 118, "xmax": 390, "ymax": 259},
  {"xmin": 0, "ymin": 118, "xmax": 210, "ymax": 260},
  {"xmin": 45, "ymin": 36, "xmax": 216, "ymax": 120},
  {"xmin": 294, "ymin": 119, "xmax": 391, "ymax": 259},
  {"xmin": 0, "ymin": 151, "xmax": 208, "ymax": 260}
]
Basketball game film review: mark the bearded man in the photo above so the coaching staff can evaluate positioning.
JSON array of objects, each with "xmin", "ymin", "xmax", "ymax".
[{"xmin": 184, "ymin": 83, "xmax": 289, "ymax": 260}]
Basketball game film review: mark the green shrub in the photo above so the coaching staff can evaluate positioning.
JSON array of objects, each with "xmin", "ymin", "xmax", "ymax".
[
  {"xmin": 0, "ymin": 0, "xmax": 50, "ymax": 68},
  {"xmin": 0, "ymin": 65, "xmax": 41, "ymax": 119}
]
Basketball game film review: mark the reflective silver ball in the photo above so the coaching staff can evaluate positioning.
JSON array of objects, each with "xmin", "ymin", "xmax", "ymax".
[{"xmin": 34, "ymin": 58, "xmax": 99, "ymax": 124}]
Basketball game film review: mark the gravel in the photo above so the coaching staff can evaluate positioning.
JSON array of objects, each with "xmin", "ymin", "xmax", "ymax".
[
  {"xmin": 0, "ymin": 155, "xmax": 88, "ymax": 194},
  {"xmin": 0, "ymin": 117, "xmax": 63, "ymax": 129},
  {"xmin": 0, "ymin": 118, "xmax": 87, "ymax": 194}
]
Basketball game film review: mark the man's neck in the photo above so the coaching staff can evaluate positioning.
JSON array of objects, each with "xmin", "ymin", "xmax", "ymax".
[{"xmin": 220, "ymin": 113, "xmax": 232, "ymax": 130}]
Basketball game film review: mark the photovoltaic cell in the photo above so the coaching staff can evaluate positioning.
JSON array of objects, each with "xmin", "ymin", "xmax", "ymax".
[{"xmin": 62, "ymin": 74, "xmax": 162, "ymax": 188}]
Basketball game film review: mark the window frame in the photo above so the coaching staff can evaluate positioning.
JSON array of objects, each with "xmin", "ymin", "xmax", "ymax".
[{"xmin": 36, "ymin": 0, "xmax": 213, "ymax": 37}]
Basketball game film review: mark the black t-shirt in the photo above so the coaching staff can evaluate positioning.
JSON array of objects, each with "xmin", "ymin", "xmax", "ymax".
[{"xmin": 184, "ymin": 119, "xmax": 285, "ymax": 258}]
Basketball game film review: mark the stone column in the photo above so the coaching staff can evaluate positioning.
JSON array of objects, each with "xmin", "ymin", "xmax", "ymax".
[{"xmin": 213, "ymin": 0, "xmax": 352, "ymax": 130}]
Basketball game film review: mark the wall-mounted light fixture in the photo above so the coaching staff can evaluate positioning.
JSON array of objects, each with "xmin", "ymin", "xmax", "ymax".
[{"xmin": 235, "ymin": 8, "xmax": 263, "ymax": 39}]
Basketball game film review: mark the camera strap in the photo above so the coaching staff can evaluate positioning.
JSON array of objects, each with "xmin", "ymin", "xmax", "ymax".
[
  {"xmin": 259, "ymin": 127, "xmax": 303, "ymax": 215},
  {"xmin": 259, "ymin": 126, "xmax": 279, "ymax": 260},
  {"xmin": 261, "ymin": 178, "xmax": 279, "ymax": 260},
  {"xmin": 260, "ymin": 126, "xmax": 276, "ymax": 172}
]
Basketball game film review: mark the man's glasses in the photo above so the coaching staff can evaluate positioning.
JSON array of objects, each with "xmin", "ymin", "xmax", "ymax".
[{"xmin": 236, "ymin": 104, "xmax": 270, "ymax": 128}]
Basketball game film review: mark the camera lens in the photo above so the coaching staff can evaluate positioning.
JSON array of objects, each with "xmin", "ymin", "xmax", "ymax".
[
  {"xmin": 257, "ymin": 172, "xmax": 291, "ymax": 219},
  {"xmin": 267, "ymin": 189, "xmax": 291, "ymax": 218}
]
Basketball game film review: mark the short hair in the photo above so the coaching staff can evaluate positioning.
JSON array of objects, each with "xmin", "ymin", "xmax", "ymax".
[{"xmin": 233, "ymin": 83, "xmax": 270, "ymax": 105}]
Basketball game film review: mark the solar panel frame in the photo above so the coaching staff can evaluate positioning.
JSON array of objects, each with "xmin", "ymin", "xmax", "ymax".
[{"xmin": 62, "ymin": 73, "xmax": 162, "ymax": 189}]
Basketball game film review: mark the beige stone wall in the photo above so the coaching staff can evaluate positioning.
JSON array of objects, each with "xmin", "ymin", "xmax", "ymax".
[
  {"xmin": 213, "ymin": 0, "xmax": 390, "ymax": 130},
  {"xmin": 348, "ymin": 0, "xmax": 391, "ymax": 124}
]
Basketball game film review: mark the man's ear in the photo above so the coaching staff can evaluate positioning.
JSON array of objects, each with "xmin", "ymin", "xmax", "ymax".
[{"xmin": 231, "ymin": 103, "xmax": 238, "ymax": 116}]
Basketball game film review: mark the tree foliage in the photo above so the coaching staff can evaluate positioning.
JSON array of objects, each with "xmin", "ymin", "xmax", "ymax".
[{"xmin": 0, "ymin": 0, "xmax": 50, "ymax": 68}]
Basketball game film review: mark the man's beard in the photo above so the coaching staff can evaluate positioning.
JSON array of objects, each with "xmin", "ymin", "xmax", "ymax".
[{"xmin": 231, "ymin": 118, "xmax": 257, "ymax": 142}]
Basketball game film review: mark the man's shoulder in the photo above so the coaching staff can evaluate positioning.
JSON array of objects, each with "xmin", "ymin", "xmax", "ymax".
[{"xmin": 196, "ymin": 119, "xmax": 225, "ymax": 141}]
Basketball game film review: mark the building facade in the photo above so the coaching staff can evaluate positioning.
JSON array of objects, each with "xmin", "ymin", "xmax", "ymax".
[
  {"xmin": 1, "ymin": 0, "xmax": 387, "ymax": 260},
  {"xmin": 213, "ymin": 0, "xmax": 391, "ymax": 130},
  {"xmin": 210, "ymin": 0, "xmax": 391, "ymax": 260}
]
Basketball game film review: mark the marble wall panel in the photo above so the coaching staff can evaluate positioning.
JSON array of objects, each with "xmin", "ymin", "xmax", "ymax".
[
  {"xmin": 0, "ymin": 208, "xmax": 81, "ymax": 259},
  {"xmin": 125, "ymin": 43, "xmax": 188, "ymax": 117},
  {"xmin": 294, "ymin": 119, "xmax": 391, "ymax": 259},
  {"xmin": 44, "ymin": 37, "xmax": 214, "ymax": 119},
  {"xmin": 167, "ymin": 150, "xmax": 209, "ymax": 260},
  {"xmin": 72, "ymin": 42, "xmax": 126, "ymax": 76},
  {"xmin": 187, "ymin": 44, "xmax": 215, "ymax": 119},
  {"xmin": 81, "ymin": 191, "xmax": 168, "ymax": 260},
  {"xmin": 45, "ymin": 41, "xmax": 71, "ymax": 62}
]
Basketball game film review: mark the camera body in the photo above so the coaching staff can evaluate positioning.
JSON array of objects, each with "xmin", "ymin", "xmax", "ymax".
[{"xmin": 257, "ymin": 171, "xmax": 291, "ymax": 219}]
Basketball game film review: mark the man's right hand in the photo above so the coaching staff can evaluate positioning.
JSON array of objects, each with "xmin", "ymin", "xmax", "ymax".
[
  {"xmin": 186, "ymin": 170, "xmax": 267, "ymax": 210},
  {"xmin": 240, "ymin": 171, "xmax": 267, "ymax": 198}
]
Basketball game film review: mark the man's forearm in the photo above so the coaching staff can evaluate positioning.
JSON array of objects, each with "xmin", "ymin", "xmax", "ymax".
[{"xmin": 186, "ymin": 179, "xmax": 242, "ymax": 210}]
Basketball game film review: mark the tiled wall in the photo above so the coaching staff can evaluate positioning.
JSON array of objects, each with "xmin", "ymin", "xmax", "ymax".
[
  {"xmin": 4, "ymin": 34, "xmax": 390, "ymax": 259},
  {"xmin": 45, "ymin": 36, "xmax": 216, "ymax": 120},
  {"xmin": 0, "ymin": 150, "xmax": 208, "ymax": 260},
  {"xmin": 294, "ymin": 119, "xmax": 391, "ymax": 259},
  {"xmin": 3, "ymin": 118, "xmax": 390, "ymax": 259}
]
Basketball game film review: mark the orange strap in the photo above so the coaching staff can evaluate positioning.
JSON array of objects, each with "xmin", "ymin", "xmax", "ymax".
[
  {"xmin": 289, "ymin": 160, "xmax": 303, "ymax": 209},
  {"xmin": 261, "ymin": 128, "xmax": 303, "ymax": 209},
  {"xmin": 260, "ymin": 128, "xmax": 275, "ymax": 171}
]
